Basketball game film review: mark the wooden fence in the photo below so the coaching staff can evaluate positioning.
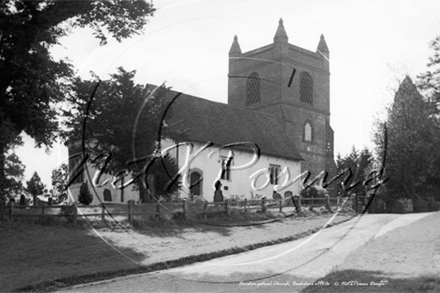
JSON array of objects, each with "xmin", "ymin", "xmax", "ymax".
[{"xmin": 5, "ymin": 194, "xmax": 351, "ymax": 224}]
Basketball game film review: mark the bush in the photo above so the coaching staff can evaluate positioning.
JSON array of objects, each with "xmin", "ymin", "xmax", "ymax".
[
  {"xmin": 412, "ymin": 196, "xmax": 440, "ymax": 213},
  {"xmin": 59, "ymin": 206, "xmax": 75, "ymax": 222},
  {"xmin": 389, "ymin": 200, "xmax": 406, "ymax": 214},
  {"xmin": 301, "ymin": 185, "xmax": 328, "ymax": 205},
  {"xmin": 78, "ymin": 183, "xmax": 93, "ymax": 205}
]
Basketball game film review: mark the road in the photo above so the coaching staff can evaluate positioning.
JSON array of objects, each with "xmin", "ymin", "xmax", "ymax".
[{"xmin": 64, "ymin": 213, "xmax": 432, "ymax": 293}]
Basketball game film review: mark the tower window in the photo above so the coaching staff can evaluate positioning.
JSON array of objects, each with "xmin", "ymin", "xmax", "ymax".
[
  {"xmin": 246, "ymin": 72, "xmax": 261, "ymax": 105},
  {"xmin": 299, "ymin": 72, "xmax": 313, "ymax": 105},
  {"xmin": 304, "ymin": 122, "xmax": 313, "ymax": 142}
]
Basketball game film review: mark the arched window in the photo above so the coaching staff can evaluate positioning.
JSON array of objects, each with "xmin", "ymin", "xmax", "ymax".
[
  {"xmin": 103, "ymin": 189, "xmax": 112, "ymax": 202},
  {"xmin": 190, "ymin": 170, "xmax": 202, "ymax": 197},
  {"xmin": 246, "ymin": 72, "xmax": 261, "ymax": 105},
  {"xmin": 299, "ymin": 72, "xmax": 313, "ymax": 105},
  {"xmin": 304, "ymin": 122, "xmax": 312, "ymax": 142}
]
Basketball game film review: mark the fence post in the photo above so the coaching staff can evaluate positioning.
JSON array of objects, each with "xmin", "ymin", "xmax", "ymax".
[
  {"xmin": 279, "ymin": 199, "xmax": 283, "ymax": 212},
  {"xmin": 293, "ymin": 195, "xmax": 300, "ymax": 213},
  {"xmin": 225, "ymin": 200, "xmax": 230, "ymax": 216},
  {"xmin": 261, "ymin": 197, "xmax": 266, "ymax": 213},
  {"xmin": 101, "ymin": 203, "xmax": 105, "ymax": 221},
  {"xmin": 204, "ymin": 201, "xmax": 208, "ymax": 219},
  {"xmin": 183, "ymin": 199, "xmax": 187, "ymax": 219},
  {"xmin": 156, "ymin": 203, "xmax": 161, "ymax": 220},
  {"xmin": 325, "ymin": 194, "xmax": 333, "ymax": 212},
  {"xmin": 72, "ymin": 204, "xmax": 77, "ymax": 224},
  {"xmin": 244, "ymin": 198, "xmax": 247, "ymax": 214},
  {"xmin": 127, "ymin": 200, "xmax": 135, "ymax": 224},
  {"xmin": 8, "ymin": 201, "xmax": 14, "ymax": 222},
  {"xmin": 41, "ymin": 206, "xmax": 45, "ymax": 216}
]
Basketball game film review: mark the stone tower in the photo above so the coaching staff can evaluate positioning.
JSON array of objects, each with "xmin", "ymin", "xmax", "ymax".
[{"xmin": 228, "ymin": 18, "xmax": 336, "ymax": 181}]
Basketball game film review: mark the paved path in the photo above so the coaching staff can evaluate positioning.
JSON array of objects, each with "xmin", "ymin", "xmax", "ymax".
[{"xmin": 64, "ymin": 213, "xmax": 432, "ymax": 293}]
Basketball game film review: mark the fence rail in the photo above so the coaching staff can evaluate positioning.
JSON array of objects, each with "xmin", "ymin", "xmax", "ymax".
[{"xmin": 5, "ymin": 194, "xmax": 356, "ymax": 223}]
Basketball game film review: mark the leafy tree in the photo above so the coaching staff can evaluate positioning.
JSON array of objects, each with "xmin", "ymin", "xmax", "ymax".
[
  {"xmin": 26, "ymin": 172, "xmax": 46, "ymax": 206},
  {"xmin": 418, "ymin": 35, "xmax": 440, "ymax": 114},
  {"xmin": 78, "ymin": 183, "xmax": 93, "ymax": 205},
  {"xmin": 336, "ymin": 146, "xmax": 374, "ymax": 197},
  {"xmin": 0, "ymin": 0, "xmax": 156, "ymax": 204},
  {"xmin": 4, "ymin": 152, "xmax": 25, "ymax": 201},
  {"xmin": 62, "ymin": 68, "xmax": 184, "ymax": 203},
  {"xmin": 50, "ymin": 163, "xmax": 68, "ymax": 203},
  {"xmin": 373, "ymin": 76, "xmax": 440, "ymax": 204}
]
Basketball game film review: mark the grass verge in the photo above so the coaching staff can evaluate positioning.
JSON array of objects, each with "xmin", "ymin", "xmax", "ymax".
[
  {"xmin": 7, "ymin": 215, "xmax": 353, "ymax": 292},
  {"xmin": 302, "ymin": 269, "xmax": 440, "ymax": 292}
]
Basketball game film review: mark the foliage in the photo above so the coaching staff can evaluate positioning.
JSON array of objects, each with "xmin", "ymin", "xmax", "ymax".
[
  {"xmin": 418, "ymin": 35, "xmax": 440, "ymax": 113},
  {"xmin": 300, "ymin": 184, "xmax": 328, "ymax": 206},
  {"xmin": 373, "ymin": 76, "xmax": 440, "ymax": 203},
  {"xmin": 59, "ymin": 205, "xmax": 75, "ymax": 222},
  {"xmin": 300, "ymin": 184, "xmax": 327, "ymax": 198},
  {"xmin": 25, "ymin": 172, "xmax": 46, "ymax": 205},
  {"xmin": 78, "ymin": 183, "xmax": 93, "ymax": 205},
  {"xmin": 50, "ymin": 163, "xmax": 68, "ymax": 203},
  {"xmin": 4, "ymin": 152, "xmax": 25, "ymax": 200},
  {"xmin": 336, "ymin": 146, "xmax": 374, "ymax": 197},
  {"xmin": 62, "ymin": 68, "xmax": 184, "ymax": 203},
  {"xmin": 0, "ymin": 0, "xmax": 155, "ymax": 204}
]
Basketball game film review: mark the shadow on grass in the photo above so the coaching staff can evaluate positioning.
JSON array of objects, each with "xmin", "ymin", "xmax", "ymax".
[
  {"xmin": 0, "ymin": 221, "xmax": 145, "ymax": 292},
  {"xmin": 301, "ymin": 269, "xmax": 440, "ymax": 293}
]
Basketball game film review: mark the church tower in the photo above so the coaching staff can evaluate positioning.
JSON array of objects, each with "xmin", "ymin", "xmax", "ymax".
[{"xmin": 228, "ymin": 19, "xmax": 336, "ymax": 181}]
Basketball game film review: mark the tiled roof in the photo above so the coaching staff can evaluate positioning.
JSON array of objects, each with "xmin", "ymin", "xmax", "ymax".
[{"xmin": 162, "ymin": 90, "xmax": 303, "ymax": 161}]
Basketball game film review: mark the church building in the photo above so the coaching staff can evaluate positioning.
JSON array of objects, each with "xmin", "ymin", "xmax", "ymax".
[
  {"xmin": 228, "ymin": 18, "xmax": 336, "ymax": 180},
  {"xmin": 67, "ymin": 19, "xmax": 336, "ymax": 204}
]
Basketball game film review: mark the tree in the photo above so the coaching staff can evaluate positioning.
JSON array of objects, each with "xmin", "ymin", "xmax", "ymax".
[
  {"xmin": 0, "ymin": 0, "xmax": 156, "ymax": 204},
  {"xmin": 50, "ymin": 163, "xmax": 68, "ymax": 203},
  {"xmin": 62, "ymin": 68, "xmax": 185, "ymax": 203},
  {"xmin": 4, "ymin": 152, "xmax": 25, "ymax": 201},
  {"xmin": 78, "ymin": 183, "xmax": 93, "ymax": 205},
  {"xmin": 373, "ymin": 76, "xmax": 440, "ymax": 204},
  {"xmin": 336, "ymin": 146, "xmax": 374, "ymax": 197},
  {"xmin": 418, "ymin": 35, "xmax": 440, "ymax": 114},
  {"xmin": 26, "ymin": 172, "xmax": 46, "ymax": 206}
]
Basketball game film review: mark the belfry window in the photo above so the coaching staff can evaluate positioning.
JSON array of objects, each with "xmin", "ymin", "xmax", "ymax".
[
  {"xmin": 246, "ymin": 72, "xmax": 261, "ymax": 105},
  {"xmin": 299, "ymin": 72, "xmax": 313, "ymax": 105},
  {"xmin": 304, "ymin": 122, "xmax": 312, "ymax": 142}
]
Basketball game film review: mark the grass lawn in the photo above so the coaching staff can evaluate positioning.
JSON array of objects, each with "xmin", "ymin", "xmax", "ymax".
[
  {"xmin": 302, "ymin": 270, "xmax": 440, "ymax": 292},
  {"xmin": 0, "ymin": 210, "xmax": 353, "ymax": 292},
  {"xmin": 0, "ymin": 222, "xmax": 142, "ymax": 292}
]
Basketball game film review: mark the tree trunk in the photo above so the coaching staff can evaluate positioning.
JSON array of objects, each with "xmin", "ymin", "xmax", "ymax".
[
  {"xmin": 0, "ymin": 139, "xmax": 6, "ymax": 206},
  {"xmin": 147, "ymin": 174, "xmax": 157, "ymax": 203},
  {"xmin": 137, "ymin": 178, "xmax": 148, "ymax": 203}
]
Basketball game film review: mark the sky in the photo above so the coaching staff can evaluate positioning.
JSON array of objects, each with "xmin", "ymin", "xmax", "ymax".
[{"xmin": 14, "ymin": 0, "xmax": 440, "ymax": 187}]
